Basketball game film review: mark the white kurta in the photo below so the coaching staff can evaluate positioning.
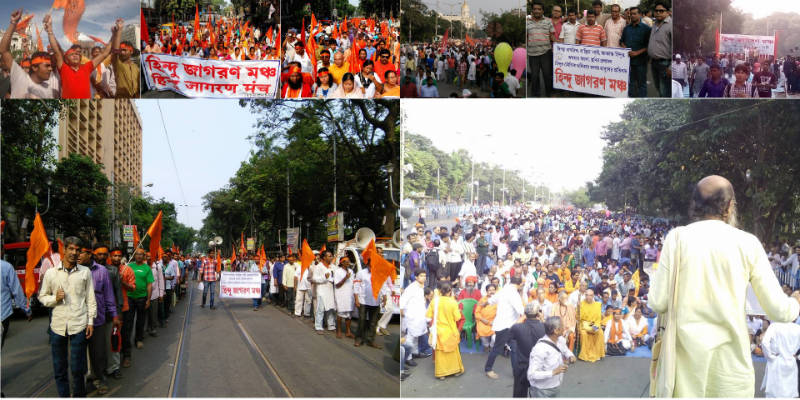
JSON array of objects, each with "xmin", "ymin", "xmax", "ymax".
[
  {"xmin": 651, "ymin": 220, "xmax": 800, "ymax": 397},
  {"xmin": 458, "ymin": 259, "xmax": 478, "ymax": 288},
  {"xmin": 310, "ymin": 263, "xmax": 335, "ymax": 311},
  {"xmin": 333, "ymin": 266, "xmax": 354, "ymax": 313},
  {"xmin": 400, "ymin": 281, "xmax": 428, "ymax": 337},
  {"xmin": 761, "ymin": 322, "xmax": 800, "ymax": 398}
]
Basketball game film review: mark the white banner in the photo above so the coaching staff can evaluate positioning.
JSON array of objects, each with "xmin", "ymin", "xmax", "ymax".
[
  {"xmin": 219, "ymin": 272, "xmax": 262, "ymax": 298},
  {"xmin": 142, "ymin": 53, "xmax": 280, "ymax": 98},
  {"xmin": 286, "ymin": 228, "xmax": 300, "ymax": 251},
  {"xmin": 552, "ymin": 43, "xmax": 630, "ymax": 98},
  {"xmin": 719, "ymin": 34, "xmax": 776, "ymax": 56}
]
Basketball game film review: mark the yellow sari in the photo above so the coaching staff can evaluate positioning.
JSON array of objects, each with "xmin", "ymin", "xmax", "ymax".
[
  {"xmin": 426, "ymin": 295, "xmax": 464, "ymax": 377},
  {"xmin": 578, "ymin": 300, "xmax": 605, "ymax": 362}
]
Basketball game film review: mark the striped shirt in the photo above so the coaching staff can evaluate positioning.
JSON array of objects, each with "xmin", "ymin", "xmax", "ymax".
[
  {"xmin": 201, "ymin": 260, "xmax": 218, "ymax": 282},
  {"xmin": 527, "ymin": 17, "xmax": 554, "ymax": 57},
  {"xmin": 577, "ymin": 24, "xmax": 606, "ymax": 47}
]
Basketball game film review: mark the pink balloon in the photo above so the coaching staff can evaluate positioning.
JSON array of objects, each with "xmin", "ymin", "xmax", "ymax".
[{"xmin": 512, "ymin": 47, "xmax": 526, "ymax": 79}]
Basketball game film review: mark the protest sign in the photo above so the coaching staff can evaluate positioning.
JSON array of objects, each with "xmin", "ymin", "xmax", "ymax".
[
  {"xmin": 219, "ymin": 272, "xmax": 262, "ymax": 298},
  {"xmin": 142, "ymin": 54, "xmax": 280, "ymax": 98},
  {"xmin": 553, "ymin": 43, "xmax": 630, "ymax": 98},
  {"xmin": 717, "ymin": 33, "xmax": 777, "ymax": 58}
]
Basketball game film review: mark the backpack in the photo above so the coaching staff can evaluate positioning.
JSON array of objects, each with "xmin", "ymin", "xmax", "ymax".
[{"xmin": 425, "ymin": 250, "xmax": 440, "ymax": 270}]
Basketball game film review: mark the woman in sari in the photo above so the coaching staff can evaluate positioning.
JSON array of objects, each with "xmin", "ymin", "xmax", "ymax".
[
  {"xmin": 426, "ymin": 282, "xmax": 464, "ymax": 379},
  {"xmin": 474, "ymin": 284, "xmax": 498, "ymax": 352}
]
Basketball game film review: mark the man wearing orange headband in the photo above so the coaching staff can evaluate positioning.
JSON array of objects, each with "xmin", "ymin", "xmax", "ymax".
[
  {"xmin": 90, "ymin": 46, "xmax": 116, "ymax": 98},
  {"xmin": 86, "ymin": 244, "xmax": 118, "ymax": 395},
  {"xmin": 43, "ymin": 14, "xmax": 120, "ymax": 99},
  {"xmin": 111, "ymin": 18, "xmax": 140, "ymax": 99},
  {"xmin": 288, "ymin": 41, "xmax": 313, "ymax": 74},
  {"xmin": 104, "ymin": 247, "xmax": 135, "ymax": 380},
  {"xmin": 281, "ymin": 62, "xmax": 313, "ymax": 98},
  {"xmin": 1, "ymin": 9, "xmax": 59, "ymax": 98}
]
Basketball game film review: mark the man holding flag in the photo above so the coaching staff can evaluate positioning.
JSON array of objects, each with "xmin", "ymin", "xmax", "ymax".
[
  {"xmin": 309, "ymin": 246, "xmax": 337, "ymax": 334},
  {"xmin": 353, "ymin": 239, "xmax": 395, "ymax": 349},
  {"xmin": 1, "ymin": 246, "xmax": 32, "ymax": 348}
]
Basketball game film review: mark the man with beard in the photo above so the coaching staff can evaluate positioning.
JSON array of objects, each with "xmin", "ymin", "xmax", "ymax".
[
  {"xmin": 282, "ymin": 64, "xmax": 313, "ymax": 98},
  {"xmin": 650, "ymin": 175, "xmax": 800, "ymax": 397},
  {"xmin": 456, "ymin": 276, "xmax": 482, "ymax": 301},
  {"xmin": 1, "ymin": 9, "xmax": 60, "ymax": 98}
]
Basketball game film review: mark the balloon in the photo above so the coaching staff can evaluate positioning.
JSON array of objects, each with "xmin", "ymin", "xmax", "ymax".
[
  {"xmin": 494, "ymin": 42, "xmax": 513, "ymax": 78},
  {"xmin": 512, "ymin": 47, "xmax": 526, "ymax": 79}
]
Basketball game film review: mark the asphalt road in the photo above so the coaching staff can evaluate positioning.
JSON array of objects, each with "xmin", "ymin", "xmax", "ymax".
[
  {"xmin": 401, "ymin": 346, "xmax": 768, "ymax": 397},
  {"xmin": 1, "ymin": 284, "xmax": 400, "ymax": 397}
]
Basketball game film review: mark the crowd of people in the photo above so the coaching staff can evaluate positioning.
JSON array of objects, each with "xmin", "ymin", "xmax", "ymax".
[
  {"xmin": 526, "ymin": 0, "xmax": 672, "ymax": 98},
  {"xmin": 398, "ymin": 196, "xmax": 800, "ymax": 397},
  {"xmin": 280, "ymin": 16, "xmax": 401, "ymax": 98},
  {"xmin": 399, "ymin": 203, "xmax": 669, "ymax": 389},
  {"xmin": 0, "ymin": 10, "xmax": 139, "ymax": 99},
  {"xmin": 399, "ymin": 38, "xmax": 523, "ymax": 98},
  {"xmin": 671, "ymin": 52, "xmax": 797, "ymax": 98},
  {"xmin": 0, "ymin": 235, "xmax": 396, "ymax": 397},
  {"xmin": 141, "ymin": 8, "xmax": 280, "ymax": 61}
]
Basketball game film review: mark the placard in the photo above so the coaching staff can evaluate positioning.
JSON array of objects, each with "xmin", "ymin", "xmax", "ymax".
[
  {"xmin": 718, "ymin": 34, "xmax": 776, "ymax": 57},
  {"xmin": 327, "ymin": 211, "xmax": 344, "ymax": 242},
  {"xmin": 219, "ymin": 271, "xmax": 262, "ymax": 298},
  {"xmin": 552, "ymin": 43, "xmax": 631, "ymax": 98},
  {"xmin": 246, "ymin": 237, "xmax": 255, "ymax": 251},
  {"xmin": 142, "ymin": 54, "xmax": 280, "ymax": 98},
  {"xmin": 286, "ymin": 228, "xmax": 300, "ymax": 252},
  {"xmin": 123, "ymin": 225, "xmax": 136, "ymax": 242}
]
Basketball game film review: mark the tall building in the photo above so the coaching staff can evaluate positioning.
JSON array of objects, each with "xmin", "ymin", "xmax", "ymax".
[
  {"xmin": 439, "ymin": 0, "xmax": 476, "ymax": 32},
  {"xmin": 58, "ymin": 99, "xmax": 143, "ymax": 192}
]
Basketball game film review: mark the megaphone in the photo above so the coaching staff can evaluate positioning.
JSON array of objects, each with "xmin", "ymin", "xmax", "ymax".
[
  {"xmin": 354, "ymin": 227, "xmax": 376, "ymax": 248},
  {"xmin": 392, "ymin": 230, "xmax": 402, "ymax": 248}
]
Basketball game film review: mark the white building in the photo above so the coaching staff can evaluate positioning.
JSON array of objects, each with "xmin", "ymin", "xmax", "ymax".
[{"xmin": 438, "ymin": 0, "xmax": 476, "ymax": 31}]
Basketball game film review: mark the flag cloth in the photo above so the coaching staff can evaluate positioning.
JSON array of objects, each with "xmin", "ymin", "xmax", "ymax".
[
  {"xmin": 87, "ymin": 34, "xmax": 106, "ymax": 45},
  {"xmin": 362, "ymin": 239, "xmax": 397, "ymax": 300},
  {"xmin": 320, "ymin": 244, "xmax": 326, "ymax": 253},
  {"xmin": 231, "ymin": 245, "xmax": 237, "ymax": 263},
  {"xmin": 300, "ymin": 239, "xmax": 314, "ymax": 279},
  {"xmin": 15, "ymin": 14, "xmax": 34, "ymax": 34},
  {"xmin": 25, "ymin": 213, "xmax": 49, "ymax": 298},
  {"xmin": 266, "ymin": 26, "xmax": 273, "ymax": 43},
  {"xmin": 132, "ymin": 227, "xmax": 140, "ymax": 250},
  {"xmin": 240, "ymin": 232, "xmax": 246, "ymax": 255},
  {"xmin": 300, "ymin": 17, "xmax": 305, "ymax": 46},
  {"xmin": 57, "ymin": 238, "xmax": 64, "ymax": 257},
  {"xmin": 51, "ymin": 0, "xmax": 68, "ymax": 8},
  {"xmin": 61, "ymin": 0, "xmax": 85, "ymax": 44},
  {"xmin": 140, "ymin": 8, "xmax": 149, "ymax": 44},
  {"xmin": 35, "ymin": 26, "xmax": 44, "ymax": 51},
  {"xmin": 441, "ymin": 29, "xmax": 449, "ymax": 54},
  {"xmin": 146, "ymin": 210, "xmax": 163, "ymax": 264},
  {"xmin": 258, "ymin": 245, "xmax": 266, "ymax": 268},
  {"xmin": 193, "ymin": 3, "xmax": 200, "ymax": 40},
  {"xmin": 632, "ymin": 269, "xmax": 640, "ymax": 297},
  {"xmin": 216, "ymin": 250, "xmax": 222, "ymax": 273}
]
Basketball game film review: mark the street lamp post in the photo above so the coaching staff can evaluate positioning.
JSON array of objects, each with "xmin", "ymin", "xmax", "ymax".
[
  {"xmin": 299, "ymin": 215, "xmax": 304, "ymax": 243},
  {"xmin": 291, "ymin": 209, "xmax": 296, "ymax": 228}
]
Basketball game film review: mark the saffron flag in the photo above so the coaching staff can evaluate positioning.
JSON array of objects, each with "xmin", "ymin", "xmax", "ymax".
[
  {"xmin": 57, "ymin": 238, "xmax": 64, "ymax": 257},
  {"xmin": 258, "ymin": 244, "xmax": 266, "ymax": 268},
  {"xmin": 300, "ymin": 17, "xmax": 305, "ymax": 46},
  {"xmin": 87, "ymin": 34, "xmax": 106, "ymax": 45},
  {"xmin": 141, "ymin": 8, "xmax": 149, "ymax": 44},
  {"xmin": 25, "ymin": 213, "xmax": 49, "ymax": 298},
  {"xmin": 15, "ymin": 14, "xmax": 34, "ymax": 34},
  {"xmin": 132, "ymin": 227, "xmax": 140, "ymax": 250},
  {"xmin": 193, "ymin": 3, "xmax": 200, "ymax": 40},
  {"xmin": 441, "ymin": 29, "xmax": 449, "ymax": 54},
  {"xmin": 300, "ymin": 239, "xmax": 314, "ymax": 279},
  {"xmin": 632, "ymin": 269, "xmax": 640, "ymax": 297},
  {"xmin": 310, "ymin": 14, "xmax": 317, "ymax": 33},
  {"xmin": 231, "ymin": 245, "xmax": 237, "ymax": 263},
  {"xmin": 266, "ymin": 26, "xmax": 273, "ymax": 43},
  {"xmin": 216, "ymin": 249, "xmax": 222, "ymax": 273},
  {"xmin": 240, "ymin": 232, "xmax": 246, "ymax": 255},
  {"xmin": 36, "ymin": 26, "xmax": 44, "ymax": 51},
  {"xmin": 51, "ymin": 0, "xmax": 68, "ymax": 8},
  {"xmin": 146, "ymin": 210, "xmax": 163, "ymax": 264},
  {"xmin": 362, "ymin": 239, "xmax": 397, "ymax": 300},
  {"xmin": 59, "ymin": 0, "xmax": 85, "ymax": 44}
]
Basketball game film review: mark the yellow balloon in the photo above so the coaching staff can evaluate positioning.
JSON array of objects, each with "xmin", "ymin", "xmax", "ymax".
[{"xmin": 494, "ymin": 42, "xmax": 513, "ymax": 78}]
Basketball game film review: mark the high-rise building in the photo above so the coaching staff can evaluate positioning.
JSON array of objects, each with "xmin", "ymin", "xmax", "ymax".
[{"xmin": 57, "ymin": 99, "xmax": 143, "ymax": 191}]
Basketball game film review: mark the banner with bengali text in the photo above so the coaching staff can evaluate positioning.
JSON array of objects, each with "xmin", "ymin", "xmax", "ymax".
[
  {"xmin": 142, "ymin": 54, "xmax": 280, "ymax": 98},
  {"xmin": 219, "ymin": 272, "xmax": 262, "ymax": 298},
  {"xmin": 552, "ymin": 43, "xmax": 630, "ymax": 98},
  {"xmin": 718, "ymin": 34, "xmax": 776, "ymax": 57}
]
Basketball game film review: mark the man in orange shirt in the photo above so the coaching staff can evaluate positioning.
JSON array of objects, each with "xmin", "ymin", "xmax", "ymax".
[
  {"xmin": 576, "ymin": 10, "xmax": 607, "ymax": 47},
  {"xmin": 44, "ymin": 15, "xmax": 121, "ymax": 99},
  {"xmin": 373, "ymin": 49, "xmax": 396, "ymax": 83}
]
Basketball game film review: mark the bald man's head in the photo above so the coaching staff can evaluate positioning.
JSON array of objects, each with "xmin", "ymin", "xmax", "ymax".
[{"xmin": 690, "ymin": 175, "xmax": 737, "ymax": 227}]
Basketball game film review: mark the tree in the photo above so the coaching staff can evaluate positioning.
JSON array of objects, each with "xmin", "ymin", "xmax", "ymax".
[
  {"xmin": 481, "ymin": 11, "xmax": 525, "ymax": 47},
  {"xmin": 400, "ymin": 0, "xmax": 467, "ymax": 43},
  {"xmin": 48, "ymin": 154, "xmax": 111, "ymax": 242},
  {"xmin": 672, "ymin": 0, "xmax": 736, "ymax": 56},
  {"xmin": 1, "ymin": 100, "xmax": 70, "ymax": 242}
]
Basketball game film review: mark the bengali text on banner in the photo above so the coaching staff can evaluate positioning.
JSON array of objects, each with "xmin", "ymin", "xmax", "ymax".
[
  {"xmin": 552, "ymin": 43, "xmax": 631, "ymax": 98},
  {"xmin": 219, "ymin": 272, "xmax": 262, "ymax": 298},
  {"xmin": 142, "ymin": 54, "xmax": 280, "ymax": 98}
]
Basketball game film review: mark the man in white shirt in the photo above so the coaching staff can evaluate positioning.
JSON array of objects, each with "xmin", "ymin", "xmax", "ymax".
[
  {"xmin": 294, "ymin": 256, "xmax": 313, "ymax": 318},
  {"xmin": 484, "ymin": 276, "xmax": 524, "ymax": 379},
  {"xmin": 290, "ymin": 42, "xmax": 313, "ymax": 74},
  {"xmin": 309, "ymin": 250, "xmax": 337, "ymax": 333},
  {"xmin": 333, "ymin": 257, "xmax": 355, "ymax": 338},
  {"xmin": 1, "ymin": 10, "xmax": 61, "ymax": 99},
  {"xmin": 559, "ymin": 9, "xmax": 581, "ymax": 44},
  {"xmin": 528, "ymin": 316, "xmax": 576, "ymax": 397},
  {"xmin": 400, "ymin": 271, "xmax": 428, "ymax": 359},
  {"xmin": 604, "ymin": 4, "xmax": 626, "ymax": 48},
  {"xmin": 760, "ymin": 321, "xmax": 800, "ymax": 397}
]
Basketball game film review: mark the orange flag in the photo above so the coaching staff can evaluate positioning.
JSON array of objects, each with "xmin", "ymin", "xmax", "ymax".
[
  {"xmin": 15, "ymin": 14, "xmax": 34, "ymax": 34},
  {"xmin": 132, "ymin": 227, "xmax": 140, "ymax": 250},
  {"xmin": 193, "ymin": 3, "xmax": 200, "ymax": 40},
  {"xmin": 240, "ymin": 232, "xmax": 246, "ymax": 255},
  {"xmin": 87, "ymin": 34, "xmax": 106, "ymax": 45},
  {"xmin": 231, "ymin": 245, "xmax": 237, "ymax": 263},
  {"xmin": 25, "ymin": 213, "xmax": 49, "ymax": 298},
  {"xmin": 258, "ymin": 245, "xmax": 266, "ymax": 268},
  {"xmin": 57, "ymin": 238, "xmax": 64, "ymax": 257},
  {"xmin": 320, "ymin": 244, "xmax": 326, "ymax": 253},
  {"xmin": 266, "ymin": 26, "xmax": 274, "ymax": 43},
  {"xmin": 216, "ymin": 250, "xmax": 222, "ymax": 273},
  {"xmin": 61, "ymin": 0, "xmax": 85, "ymax": 44},
  {"xmin": 35, "ymin": 26, "xmax": 44, "ymax": 51},
  {"xmin": 146, "ymin": 210, "xmax": 163, "ymax": 264},
  {"xmin": 300, "ymin": 239, "xmax": 314, "ymax": 279},
  {"xmin": 310, "ymin": 14, "xmax": 317, "ymax": 33},
  {"xmin": 51, "ymin": 0, "xmax": 69, "ymax": 7},
  {"xmin": 362, "ymin": 239, "xmax": 397, "ymax": 300},
  {"xmin": 341, "ymin": 17, "xmax": 347, "ymax": 33}
]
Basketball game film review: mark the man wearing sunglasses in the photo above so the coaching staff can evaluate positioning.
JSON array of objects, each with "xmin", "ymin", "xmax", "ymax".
[{"xmin": 647, "ymin": 1, "xmax": 673, "ymax": 97}]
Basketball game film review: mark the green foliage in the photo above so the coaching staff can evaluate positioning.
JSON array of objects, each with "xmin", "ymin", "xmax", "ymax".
[
  {"xmin": 403, "ymin": 133, "xmax": 552, "ymax": 205},
  {"xmin": 400, "ymin": 0, "xmax": 468, "ymax": 43},
  {"xmin": 127, "ymin": 193, "xmax": 197, "ymax": 254},
  {"xmin": 593, "ymin": 99, "xmax": 800, "ymax": 243},
  {"xmin": 358, "ymin": 0, "xmax": 399, "ymax": 19},
  {"xmin": 564, "ymin": 186, "xmax": 592, "ymax": 209},
  {"xmin": 201, "ymin": 100, "xmax": 399, "ymax": 253},
  {"xmin": 480, "ymin": 11, "xmax": 525, "ymax": 47},
  {"xmin": 527, "ymin": 0, "xmax": 594, "ymax": 15},
  {"xmin": 1, "ymin": 100, "xmax": 70, "ymax": 242},
  {"xmin": 49, "ymin": 154, "xmax": 112, "ymax": 241},
  {"xmin": 282, "ymin": 0, "xmax": 357, "ymax": 33}
]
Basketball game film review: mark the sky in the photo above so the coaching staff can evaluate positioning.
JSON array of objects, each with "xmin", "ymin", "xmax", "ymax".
[
  {"xmin": 402, "ymin": 99, "xmax": 631, "ymax": 193},
  {"xmin": 135, "ymin": 99, "xmax": 259, "ymax": 230},
  {"xmin": 422, "ymin": 0, "xmax": 524, "ymax": 18},
  {"xmin": 731, "ymin": 0, "xmax": 799, "ymax": 18},
  {"xmin": 0, "ymin": 0, "xmax": 138, "ymax": 49}
]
